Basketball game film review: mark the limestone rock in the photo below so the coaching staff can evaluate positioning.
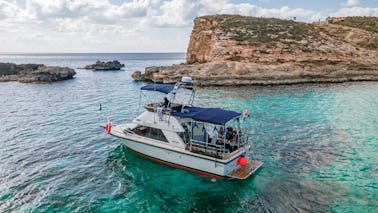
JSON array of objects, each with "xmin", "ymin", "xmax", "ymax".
[
  {"xmin": 137, "ymin": 15, "xmax": 378, "ymax": 86},
  {"xmin": 131, "ymin": 71, "xmax": 145, "ymax": 81}
]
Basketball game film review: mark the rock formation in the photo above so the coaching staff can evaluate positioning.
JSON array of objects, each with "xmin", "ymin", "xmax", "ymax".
[
  {"xmin": 84, "ymin": 60, "xmax": 125, "ymax": 71},
  {"xmin": 133, "ymin": 15, "xmax": 378, "ymax": 85},
  {"xmin": 131, "ymin": 70, "xmax": 144, "ymax": 81},
  {"xmin": 0, "ymin": 63, "xmax": 76, "ymax": 83}
]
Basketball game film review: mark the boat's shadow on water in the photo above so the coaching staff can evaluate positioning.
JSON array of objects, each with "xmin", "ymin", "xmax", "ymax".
[
  {"xmin": 102, "ymin": 124, "xmax": 349, "ymax": 212},
  {"xmin": 102, "ymin": 144, "xmax": 265, "ymax": 212}
]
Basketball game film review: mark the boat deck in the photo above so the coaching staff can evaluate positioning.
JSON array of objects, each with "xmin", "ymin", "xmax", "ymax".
[{"xmin": 227, "ymin": 160, "xmax": 263, "ymax": 179}]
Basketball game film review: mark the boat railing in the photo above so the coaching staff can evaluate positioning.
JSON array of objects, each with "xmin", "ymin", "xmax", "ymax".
[
  {"xmin": 144, "ymin": 102, "xmax": 160, "ymax": 112},
  {"xmin": 189, "ymin": 139, "xmax": 231, "ymax": 159},
  {"xmin": 237, "ymin": 133, "xmax": 248, "ymax": 147},
  {"xmin": 144, "ymin": 102, "xmax": 183, "ymax": 113}
]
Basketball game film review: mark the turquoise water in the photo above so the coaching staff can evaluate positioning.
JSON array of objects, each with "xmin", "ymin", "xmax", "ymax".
[{"xmin": 0, "ymin": 53, "xmax": 377, "ymax": 212}]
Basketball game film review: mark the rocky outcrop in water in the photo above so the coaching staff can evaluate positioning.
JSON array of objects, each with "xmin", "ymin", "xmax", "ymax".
[
  {"xmin": 133, "ymin": 15, "xmax": 378, "ymax": 85},
  {"xmin": 0, "ymin": 63, "xmax": 76, "ymax": 83},
  {"xmin": 84, "ymin": 60, "xmax": 125, "ymax": 71},
  {"xmin": 131, "ymin": 70, "xmax": 145, "ymax": 81}
]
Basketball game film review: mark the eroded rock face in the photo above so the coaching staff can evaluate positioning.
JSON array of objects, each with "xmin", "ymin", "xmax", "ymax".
[
  {"xmin": 0, "ymin": 63, "xmax": 76, "ymax": 83},
  {"xmin": 84, "ymin": 60, "xmax": 125, "ymax": 71},
  {"xmin": 133, "ymin": 15, "xmax": 378, "ymax": 86},
  {"xmin": 185, "ymin": 15, "xmax": 378, "ymax": 66},
  {"xmin": 131, "ymin": 70, "xmax": 144, "ymax": 81},
  {"xmin": 139, "ymin": 61, "xmax": 378, "ymax": 85}
]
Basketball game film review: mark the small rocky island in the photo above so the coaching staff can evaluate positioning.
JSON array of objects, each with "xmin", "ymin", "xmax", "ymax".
[
  {"xmin": 0, "ymin": 63, "xmax": 76, "ymax": 83},
  {"xmin": 84, "ymin": 60, "xmax": 124, "ymax": 71},
  {"xmin": 133, "ymin": 15, "xmax": 378, "ymax": 85}
]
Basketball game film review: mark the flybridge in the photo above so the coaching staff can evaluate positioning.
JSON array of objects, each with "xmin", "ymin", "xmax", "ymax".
[
  {"xmin": 172, "ymin": 106, "xmax": 241, "ymax": 125},
  {"xmin": 141, "ymin": 82, "xmax": 241, "ymax": 125},
  {"xmin": 140, "ymin": 84, "xmax": 176, "ymax": 94}
]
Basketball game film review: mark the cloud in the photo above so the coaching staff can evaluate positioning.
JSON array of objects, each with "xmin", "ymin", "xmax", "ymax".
[
  {"xmin": 150, "ymin": 0, "xmax": 203, "ymax": 27},
  {"xmin": 147, "ymin": 0, "xmax": 319, "ymax": 27},
  {"xmin": 331, "ymin": 6, "xmax": 378, "ymax": 17},
  {"xmin": 345, "ymin": 0, "xmax": 361, "ymax": 7},
  {"xmin": 23, "ymin": 0, "xmax": 153, "ymax": 22},
  {"xmin": 0, "ymin": 0, "xmax": 23, "ymax": 19},
  {"xmin": 0, "ymin": 0, "xmax": 377, "ymax": 52}
]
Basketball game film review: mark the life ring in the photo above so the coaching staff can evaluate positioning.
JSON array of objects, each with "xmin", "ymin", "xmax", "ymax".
[{"xmin": 105, "ymin": 123, "xmax": 112, "ymax": 134}]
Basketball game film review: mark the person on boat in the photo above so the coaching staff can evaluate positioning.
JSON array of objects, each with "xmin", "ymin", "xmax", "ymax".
[
  {"xmin": 218, "ymin": 126, "xmax": 224, "ymax": 139},
  {"xmin": 180, "ymin": 124, "xmax": 190, "ymax": 144},
  {"xmin": 211, "ymin": 128, "xmax": 218, "ymax": 144},
  {"xmin": 226, "ymin": 127, "xmax": 234, "ymax": 141},
  {"xmin": 163, "ymin": 97, "xmax": 169, "ymax": 108}
]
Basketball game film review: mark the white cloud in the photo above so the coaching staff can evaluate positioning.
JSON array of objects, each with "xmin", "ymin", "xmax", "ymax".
[
  {"xmin": 22, "ymin": 0, "xmax": 153, "ymax": 22},
  {"xmin": 153, "ymin": 0, "xmax": 201, "ymax": 27},
  {"xmin": 331, "ymin": 6, "xmax": 378, "ymax": 17},
  {"xmin": 345, "ymin": 0, "xmax": 361, "ymax": 7},
  {"xmin": 147, "ymin": 0, "xmax": 318, "ymax": 27},
  {"xmin": 0, "ymin": 0, "xmax": 377, "ymax": 52},
  {"xmin": 0, "ymin": 0, "xmax": 23, "ymax": 19}
]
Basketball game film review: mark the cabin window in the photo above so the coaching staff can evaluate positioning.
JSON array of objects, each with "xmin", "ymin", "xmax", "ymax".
[{"xmin": 134, "ymin": 126, "xmax": 168, "ymax": 142}]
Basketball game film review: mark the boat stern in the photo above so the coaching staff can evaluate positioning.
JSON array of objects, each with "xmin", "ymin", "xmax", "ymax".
[{"xmin": 226, "ymin": 159, "xmax": 263, "ymax": 180}]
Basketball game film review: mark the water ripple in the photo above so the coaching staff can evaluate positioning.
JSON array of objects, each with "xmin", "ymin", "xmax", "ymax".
[{"xmin": 0, "ymin": 53, "xmax": 377, "ymax": 212}]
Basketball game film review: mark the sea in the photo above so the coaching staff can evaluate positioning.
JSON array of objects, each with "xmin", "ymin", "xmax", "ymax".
[{"xmin": 0, "ymin": 53, "xmax": 377, "ymax": 212}]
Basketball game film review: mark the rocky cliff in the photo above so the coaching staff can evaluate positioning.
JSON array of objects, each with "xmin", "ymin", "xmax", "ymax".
[
  {"xmin": 135, "ymin": 15, "xmax": 378, "ymax": 85},
  {"xmin": 0, "ymin": 63, "xmax": 76, "ymax": 83}
]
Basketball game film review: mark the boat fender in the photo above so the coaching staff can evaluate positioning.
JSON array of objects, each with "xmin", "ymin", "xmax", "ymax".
[
  {"xmin": 237, "ymin": 156, "xmax": 248, "ymax": 167},
  {"xmin": 243, "ymin": 109, "xmax": 249, "ymax": 117},
  {"xmin": 105, "ymin": 123, "xmax": 112, "ymax": 134}
]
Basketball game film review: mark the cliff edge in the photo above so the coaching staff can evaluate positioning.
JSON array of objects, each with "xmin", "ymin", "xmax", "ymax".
[{"xmin": 138, "ymin": 15, "xmax": 378, "ymax": 85}]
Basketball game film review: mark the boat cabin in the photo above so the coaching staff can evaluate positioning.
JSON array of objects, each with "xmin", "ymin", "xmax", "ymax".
[{"xmin": 135, "ymin": 81, "xmax": 248, "ymax": 160}]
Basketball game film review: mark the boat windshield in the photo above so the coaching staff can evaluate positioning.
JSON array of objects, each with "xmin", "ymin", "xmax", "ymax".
[{"xmin": 140, "ymin": 82, "xmax": 196, "ymax": 110}]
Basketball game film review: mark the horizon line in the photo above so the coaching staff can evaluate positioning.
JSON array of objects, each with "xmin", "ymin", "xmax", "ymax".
[{"xmin": 0, "ymin": 51, "xmax": 187, "ymax": 54}]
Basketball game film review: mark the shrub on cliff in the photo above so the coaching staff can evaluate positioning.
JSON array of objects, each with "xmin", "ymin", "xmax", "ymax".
[{"xmin": 328, "ymin": 16, "xmax": 378, "ymax": 33}]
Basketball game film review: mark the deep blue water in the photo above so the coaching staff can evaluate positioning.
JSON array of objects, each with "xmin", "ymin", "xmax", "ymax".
[{"xmin": 0, "ymin": 53, "xmax": 377, "ymax": 212}]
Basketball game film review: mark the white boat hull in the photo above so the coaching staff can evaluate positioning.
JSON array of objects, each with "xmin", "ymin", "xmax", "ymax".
[
  {"xmin": 122, "ymin": 137, "xmax": 238, "ymax": 179},
  {"xmin": 106, "ymin": 114, "xmax": 262, "ymax": 179}
]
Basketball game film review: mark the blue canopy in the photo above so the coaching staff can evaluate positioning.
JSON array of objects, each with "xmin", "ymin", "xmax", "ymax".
[
  {"xmin": 172, "ymin": 106, "xmax": 241, "ymax": 125},
  {"xmin": 141, "ymin": 84, "xmax": 175, "ymax": 94}
]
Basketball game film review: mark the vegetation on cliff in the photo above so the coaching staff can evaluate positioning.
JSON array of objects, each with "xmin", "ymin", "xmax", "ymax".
[
  {"xmin": 327, "ymin": 16, "xmax": 378, "ymax": 33},
  {"xmin": 214, "ymin": 15, "xmax": 314, "ymax": 45}
]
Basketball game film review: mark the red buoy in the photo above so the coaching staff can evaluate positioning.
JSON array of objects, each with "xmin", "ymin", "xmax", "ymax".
[
  {"xmin": 237, "ymin": 156, "xmax": 248, "ymax": 167},
  {"xmin": 105, "ymin": 123, "xmax": 112, "ymax": 134}
]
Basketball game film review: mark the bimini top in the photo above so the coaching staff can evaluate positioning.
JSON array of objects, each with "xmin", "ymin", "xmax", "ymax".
[
  {"xmin": 141, "ymin": 84, "xmax": 175, "ymax": 94},
  {"xmin": 172, "ymin": 106, "xmax": 241, "ymax": 125}
]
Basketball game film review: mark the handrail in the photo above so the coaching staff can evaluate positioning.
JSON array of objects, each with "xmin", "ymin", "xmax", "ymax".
[{"xmin": 190, "ymin": 139, "xmax": 224, "ymax": 152}]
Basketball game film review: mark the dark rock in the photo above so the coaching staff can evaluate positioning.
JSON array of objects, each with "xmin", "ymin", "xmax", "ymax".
[
  {"xmin": 84, "ymin": 60, "xmax": 125, "ymax": 71},
  {"xmin": 0, "ymin": 62, "xmax": 76, "ymax": 83},
  {"xmin": 0, "ymin": 63, "xmax": 20, "ymax": 75}
]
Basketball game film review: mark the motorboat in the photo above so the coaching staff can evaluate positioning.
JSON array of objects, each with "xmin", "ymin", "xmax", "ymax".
[{"xmin": 104, "ymin": 77, "xmax": 262, "ymax": 179}]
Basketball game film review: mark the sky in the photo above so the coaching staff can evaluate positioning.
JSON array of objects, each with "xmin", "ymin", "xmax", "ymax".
[{"xmin": 0, "ymin": 0, "xmax": 377, "ymax": 53}]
